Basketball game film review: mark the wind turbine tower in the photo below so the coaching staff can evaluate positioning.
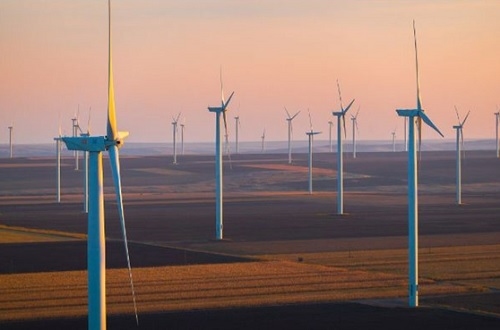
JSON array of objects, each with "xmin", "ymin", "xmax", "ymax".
[
  {"xmin": 208, "ymin": 70, "xmax": 234, "ymax": 240},
  {"xmin": 495, "ymin": 110, "xmax": 499, "ymax": 158},
  {"xmin": 396, "ymin": 21, "xmax": 444, "ymax": 308},
  {"xmin": 72, "ymin": 113, "xmax": 82, "ymax": 170},
  {"xmin": 8, "ymin": 125, "xmax": 13, "ymax": 158},
  {"xmin": 391, "ymin": 129, "xmax": 397, "ymax": 152},
  {"xmin": 234, "ymin": 116, "xmax": 240, "ymax": 154},
  {"xmin": 285, "ymin": 108, "xmax": 300, "ymax": 164},
  {"xmin": 180, "ymin": 121, "xmax": 185, "ymax": 155},
  {"xmin": 172, "ymin": 112, "xmax": 181, "ymax": 164},
  {"xmin": 306, "ymin": 110, "xmax": 321, "ymax": 194},
  {"xmin": 61, "ymin": 1, "xmax": 138, "ymax": 327},
  {"xmin": 328, "ymin": 120, "xmax": 333, "ymax": 153},
  {"xmin": 332, "ymin": 80, "xmax": 355, "ymax": 215},
  {"xmin": 453, "ymin": 107, "xmax": 470, "ymax": 205},
  {"xmin": 351, "ymin": 107, "xmax": 360, "ymax": 158},
  {"xmin": 261, "ymin": 129, "xmax": 266, "ymax": 153},
  {"xmin": 403, "ymin": 117, "xmax": 408, "ymax": 151}
]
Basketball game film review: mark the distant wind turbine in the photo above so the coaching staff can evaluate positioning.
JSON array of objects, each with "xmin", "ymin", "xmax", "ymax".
[
  {"xmin": 494, "ymin": 109, "xmax": 499, "ymax": 158},
  {"xmin": 72, "ymin": 110, "xmax": 82, "ymax": 170},
  {"xmin": 351, "ymin": 107, "xmax": 360, "ymax": 158},
  {"xmin": 234, "ymin": 115, "xmax": 240, "ymax": 154},
  {"xmin": 453, "ymin": 107, "xmax": 470, "ymax": 205},
  {"xmin": 332, "ymin": 80, "xmax": 355, "ymax": 215},
  {"xmin": 261, "ymin": 129, "xmax": 266, "ymax": 153},
  {"xmin": 172, "ymin": 112, "xmax": 181, "ymax": 164},
  {"xmin": 61, "ymin": 1, "xmax": 138, "ymax": 327},
  {"xmin": 285, "ymin": 107, "xmax": 300, "ymax": 164},
  {"xmin": 8, "ymin": 124, "xmax": 13, "ymax": 158},
  {"xmin": 328, "ymin": 120, "xmax": 334, "ymax": 153},
  {"xmin": 306, "ymin": 110, "xmax": 321, "ymax": 194},
  {"xmin": 208, "ymin": 69, "xmax": 234, "ymax": 240},
  {"xmin": 54, "ymin": 118, "xmax": 62, "ymax": 203},
  {"xmin": 396, "ymin": 20, "xmax": 444, "ymax": 308},
  {"xmin": 391, "ymin": 129, "xmax": 397, "ymax": 152},
  {"xmin": 81, "ymin": 108, "xmax": 92, "ymax": 213},
  {"xmin": 180, "ymin": 121, "xmax": 185, "ymax": 155}
]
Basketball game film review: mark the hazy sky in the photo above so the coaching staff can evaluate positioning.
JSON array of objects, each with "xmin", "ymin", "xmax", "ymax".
[{"xmin": 1, "ymin": 0, "xmax": 499, "ymax": 144}]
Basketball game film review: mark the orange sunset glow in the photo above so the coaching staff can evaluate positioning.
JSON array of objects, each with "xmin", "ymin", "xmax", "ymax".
[{"xmin": 1, "ymin": 0, "xmax": 499, "ymax": 145}]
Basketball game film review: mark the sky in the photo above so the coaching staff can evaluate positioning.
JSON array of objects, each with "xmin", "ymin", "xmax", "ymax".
[{"xmin": 1, "ymin": 0, "xmax": 499, "ymax": 145}]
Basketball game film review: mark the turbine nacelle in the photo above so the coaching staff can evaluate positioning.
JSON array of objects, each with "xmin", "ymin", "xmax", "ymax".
[{"xmin": 396, "ymin": 108, "xmax": 444, "ymax": 138}]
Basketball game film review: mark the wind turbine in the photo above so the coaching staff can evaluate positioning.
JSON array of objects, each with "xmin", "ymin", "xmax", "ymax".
[
  {"xmin": 328, "ymin": 120, "xmax": 334, "ymax": 153},
  {"xmin": 285, "ymin": 108, "xmax": 300, "ymax": 164},
  {"xmin": 494, "ymin": 109, "xmax": 499, "ymax": 158},
  {"xmin": 332, "ymin": 80, "xmax": 355, "ymax": 215},
  {"xmin": 54, "ymin": 119, "xmax": 62, "ymax": 203},
  {"xmin": 8, "ymin": 124, "xmax": 13, "ymax": 158},
  {"xmin": 72, "ymin": 110, "xmax": 82, "ymax": 170},
  {"xmin": 81, "ymin": 108, "xmax": 92, "ymax": 213},
  {"xmin": 172, "ymin": 112, "xmax": 181, "ymax": 164},
  {"xmin": 180, "ymin": 120, "xmax": 185, "ymax": 156},
  {"xmin": 403, "ymin": 117, "xmax": 408, "ymax": 151},
  {"xmin": 234, "ymin": 115, "xmax": 240, "ymax": 154},
  {"xmin": 351, "ymin": 107, "xmax": 360, "ymax": 158},
  {"xmin": 261, "ymin": 129, "xmax": 266, "ymax": 153},
  {"xmin": 208, "ymin": 69, "xmax": 234, "ymax": 240},
  {"xmin": 61, "ymin": 1, "xmax": 138, "ymax": 327},
  {"xmin": 395, "ymin": 20, "xmax": 444, "ymax": 308},
  {"xmin": 391, "ymin": 129, "xmax": 397, "ymax": 152},
  {"xmin": 453, "ymin": 107, "xmax": 470, "ymax": 205},
  {"xmin": 306, "ymin": 110, "xmax": 321, "ymax": 194}
]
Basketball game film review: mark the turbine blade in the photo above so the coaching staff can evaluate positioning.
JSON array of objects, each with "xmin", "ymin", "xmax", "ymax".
[
  {"xmin": 336, "ymin": 79, "xmax": 344, "ymax": 110},
  {"xmin": 454, "ymin": 105, "xmax": 461, "ymax": 124},
  {"xmin": 284, "ymin": 107, "xmax": 291, "ymax": 119},
  {"xmin": 106, "ymin": 2, "xmax": 117, "ymax": 141},
  {"xmin": 87, "ymin": 107, "xmax": 92, "ymax": 134},
  {"xmin": 413, "ymin": 20, "xmax": 422, "ymax": 111},
  {"xmin": 108, "ymin": 144, "xmax": 138, "ymax": 325},
  {"xmin": 343, "ymin": 99, "xmax": 355, "ymax": 114},
  {"xmin": 291, "ymin": 110, "xmax": 300, "ymax": 120},
  {"xmin": 224, "ymin": 131, "xmax": 233, "ymax": 170},
  {"xmin": 417, "ymin": 117, "xmax": 422, "ymax": 162},
  {"xmin": 342, "ymin": 115, "xmax": 347, "ymax": 138},
  {"xmin": 419, "ymin": 111, "xmax": 444, "ymax": 137},
  {"xmin": 461, "ymin": 110, "xmax": 471, "ymax": 126},
  {"xmin": 220, "ymin": 66, "xmax": 225, "ymax": 106},
  {"xmin": 223, "ymin": 91, "xmax": 235, "ymax": 110}
]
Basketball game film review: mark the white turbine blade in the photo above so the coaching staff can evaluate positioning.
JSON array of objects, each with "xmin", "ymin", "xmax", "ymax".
[
  {"xmin": 106, "ymin": 3, "xmax": 117, "ymax": 141},
  {"xmin": 108, "ymin": 145, "xmax": 138, "ymax": 325},
  {"xmin": 354, "ymin": 106, "xmax": 360, "ymax": 119},
  {"xmin": 343, "ymin": 99, "xmax": 355, "ymax": 114},
  {"xmin": 308, "ymin": 109, "xmax": 313, "ymax": 131},
  {"xmin": 176, "ymin": 111, "xmax": 182, "ymax": 123},
  {"xmin": 342, "ymin": 115, "xmax": 347, "ymax": 138},
  {"xmin": 414, "ymin": 20, "xmax": 422, "ymax": 111},
  {"xmin": 461, "ymin": 110, "xmax": 471, "ymax": 126},
  {"xmin": 284, "ymin": 107, "xmax": 291, "ymax": 119},
  {"xmin": 336, "ymin": 79, "xmax": 344, "ymax": 110},
  {"xmin": 454, "ymin": 105, "xmax": 461, "ymax": 124},
  {"xmin": 223, "ymin": 91, "xmax": 235, "ymax": 110},
  {"xmin": 87, "ymin": 107, "xmax": 92, "ymax": 134},
  {"xmin": 419, "ymin": 111, "xmax": 444, "ymax": 137},
  {"xmin": 291, "ymin": 110, "xmax": 300, "ymax": 120},
  {"xmin": 220, "ymin": 66, "xmax": 225, "ymax": 105}
]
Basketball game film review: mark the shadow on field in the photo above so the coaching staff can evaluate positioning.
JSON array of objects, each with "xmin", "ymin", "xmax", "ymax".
[
  {"xmin": 1, "ymin": 301, "xmax": 499, "ymax": 330},
  {"xmin": 0, "ymin": 241, "xmax": 252, "ymax": 274}
]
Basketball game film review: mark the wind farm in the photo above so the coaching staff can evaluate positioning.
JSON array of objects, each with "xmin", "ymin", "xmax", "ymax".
[{"xmin": 1, "ymin": 1, "xmax": 500, "ymax": 329}]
